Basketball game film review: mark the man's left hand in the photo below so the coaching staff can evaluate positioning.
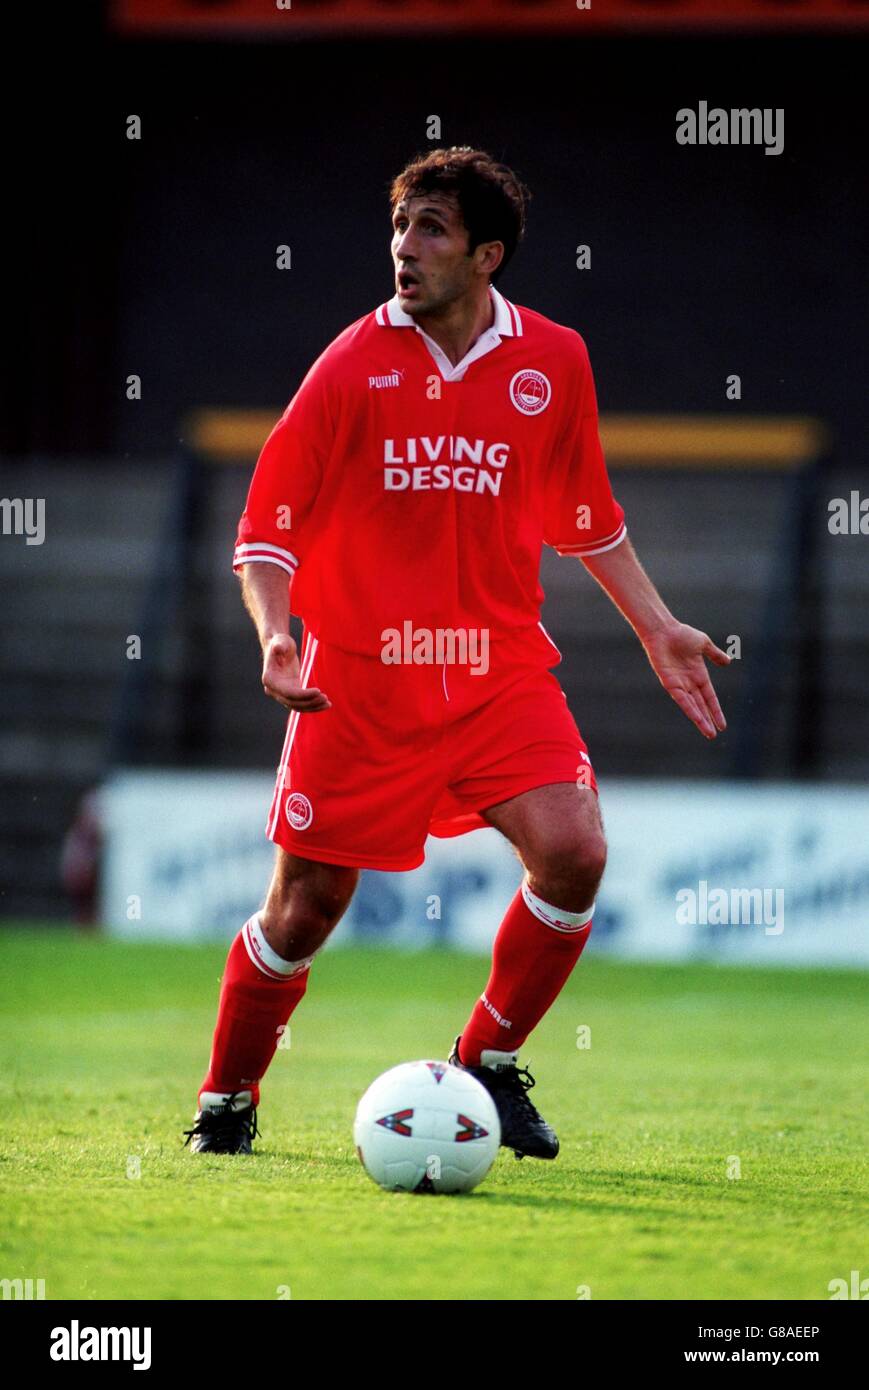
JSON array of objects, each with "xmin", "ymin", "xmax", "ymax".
[{"xmin": 641, "ymin": 621, "xmax": 730, "ymax": 740}]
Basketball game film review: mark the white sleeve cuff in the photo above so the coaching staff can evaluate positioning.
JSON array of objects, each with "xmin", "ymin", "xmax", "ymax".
[
  {"xmin": 555, "ymin": 521, "xmax": 627, "ymax": 558},
  {"xmin": 232, "ymin": 541, "xmax": 299, "ymax": 577}
]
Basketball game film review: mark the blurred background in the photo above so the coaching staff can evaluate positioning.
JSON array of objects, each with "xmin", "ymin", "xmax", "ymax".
[{"xmin": 3, "ymin": 0, "xmax": 868, "ymax": 964}]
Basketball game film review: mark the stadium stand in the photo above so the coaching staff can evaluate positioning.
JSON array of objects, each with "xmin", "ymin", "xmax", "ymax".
[{"xmin": 2, "ymin": 416, "xmax": 867, "ymax": 918}]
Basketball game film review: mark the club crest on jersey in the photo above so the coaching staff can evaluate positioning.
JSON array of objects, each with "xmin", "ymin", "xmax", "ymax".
[
  {"xmin": 509, "ymin": 369, "xmax": 551, "ymax": 415},
  {"xmin": 285, "ymin": 791, "xmax": 313, "ymax": 831}
]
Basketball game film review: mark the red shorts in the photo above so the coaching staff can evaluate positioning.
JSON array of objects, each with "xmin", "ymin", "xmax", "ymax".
[{"xmin": 266, "ymin": 628, "xmax": 597, "ymax": 871}]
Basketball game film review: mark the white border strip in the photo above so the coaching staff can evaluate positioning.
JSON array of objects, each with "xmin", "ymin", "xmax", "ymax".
[
  {"xmin": 233, "ymin": 541, "xmax": 300, "ymax": 573},
  {"xmin": 266, "ymin": 633, "xmax": 319, "ymax": 840},
  {"xmin": 557, "ymin": 522, "xmax": 628, "ymax": 558}
]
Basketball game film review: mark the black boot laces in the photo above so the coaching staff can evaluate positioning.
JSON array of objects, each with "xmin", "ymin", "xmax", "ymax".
[
  {"xmin": 183, "ymin": 1091, "xmax": 260, "ymax": 1150},
  {"xmin": 488, "ymin": 1062, "xmax": 539, "ymax": 1118}
]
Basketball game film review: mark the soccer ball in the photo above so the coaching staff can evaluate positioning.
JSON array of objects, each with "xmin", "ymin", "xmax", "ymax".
[{"xmin": 353, "ymin": 1060, "xmax": 501, "ymax": 1194}]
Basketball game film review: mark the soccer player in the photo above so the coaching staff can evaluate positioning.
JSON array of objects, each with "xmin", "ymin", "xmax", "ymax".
[{"xmin": 185, "ymin": 147, "xmax": 729, "ymax": 1158}]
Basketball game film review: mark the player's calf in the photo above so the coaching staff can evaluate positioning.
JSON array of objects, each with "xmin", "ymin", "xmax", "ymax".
[
  {"xmin": 185, "ymin": 852, "xmax": 359, "ymax": 1154},
  {"xmin": 260, "ymin": 851, "xmax": 359, "ymax": 959}
]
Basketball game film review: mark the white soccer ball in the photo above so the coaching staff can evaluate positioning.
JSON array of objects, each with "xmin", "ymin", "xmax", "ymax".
[{"xmin": 353, "ymin": 1060, "xmax": 501, "ymax": 1194}]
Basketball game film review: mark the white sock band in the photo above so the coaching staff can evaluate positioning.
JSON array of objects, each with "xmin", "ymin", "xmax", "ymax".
[
  {"xmin": 521, "ymin": 880, "xmax": 595, "ymax": 933},
  {"xmin": 242, "ymin": 913, "xmax": 315, "ymax": 979}
]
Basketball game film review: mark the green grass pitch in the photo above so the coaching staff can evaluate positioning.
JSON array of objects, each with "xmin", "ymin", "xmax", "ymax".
[{"xmin": 1, "ymin": 928, "xmax": 866, "ymax": 1301}]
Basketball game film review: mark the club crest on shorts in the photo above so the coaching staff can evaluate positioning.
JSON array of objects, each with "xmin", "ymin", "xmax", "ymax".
[
  {"xmin": 285, "ymin": 791, "xmax": 313, "ymax": 831},
  {"xmin": 509, "ymin": 368, "xmax": 551, "ymax": 415}
]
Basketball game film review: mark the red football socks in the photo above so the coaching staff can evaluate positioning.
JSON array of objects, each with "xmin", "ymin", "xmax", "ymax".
[
  {"xmin": 458, "ymin": 882, "xmax": 593, "ymax": 1065},
  {"xmin": 199, "ymin": 915, "xmax": 312, "ymax": 1107}
]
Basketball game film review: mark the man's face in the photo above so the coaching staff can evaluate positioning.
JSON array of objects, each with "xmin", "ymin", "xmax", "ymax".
[{"xmin": 391, "ymin": 192, "xmax": 487, "ymax": 316}]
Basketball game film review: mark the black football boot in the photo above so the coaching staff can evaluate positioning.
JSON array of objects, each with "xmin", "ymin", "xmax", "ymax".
[
  {"xmin": 448, "ymin": 1035, "xmax": 559, "ymax": 1160},
  {"xmin": 183, "ymin": 1090, "xmax": 259, "ymax": 1154}
]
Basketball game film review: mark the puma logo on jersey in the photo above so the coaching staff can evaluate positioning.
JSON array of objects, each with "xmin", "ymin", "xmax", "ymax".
[{"xmin": 369, "ymin": 370, "xmax": 403, "ymax": 389}]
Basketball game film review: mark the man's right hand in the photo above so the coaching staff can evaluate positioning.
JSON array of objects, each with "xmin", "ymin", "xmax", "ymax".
[{"xmin": 261, "ymin": 633, "xmax": 331, "ymax": 712}]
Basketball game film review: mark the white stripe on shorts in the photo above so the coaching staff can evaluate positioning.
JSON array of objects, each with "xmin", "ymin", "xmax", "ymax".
[{"xmin": 266, "ymin": 633, "xmax": 319, "ymax": 841}]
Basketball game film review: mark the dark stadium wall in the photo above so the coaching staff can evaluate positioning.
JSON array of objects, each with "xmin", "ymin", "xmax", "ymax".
[{"xmin": 12, "ymin": 32, "xmax": 865, "ymax": 464}]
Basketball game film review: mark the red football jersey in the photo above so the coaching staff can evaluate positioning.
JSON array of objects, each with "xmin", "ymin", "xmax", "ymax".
[{"xmin": 233, "ymin": 284, "xmax": 626, "ymax": 660}]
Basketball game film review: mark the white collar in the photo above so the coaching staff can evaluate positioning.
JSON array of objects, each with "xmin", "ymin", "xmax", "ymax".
[
  {"xmin": 377, "ymin": 283, "xmax": 521, "ymax": 337},
  {"xmin": 374, "ymin": 284, "xmax": 523, "ymax": 381}
]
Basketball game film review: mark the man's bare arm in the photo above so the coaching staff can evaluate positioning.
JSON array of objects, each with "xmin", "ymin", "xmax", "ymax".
[
  {"xmin": 238, "ymin": 563, "xmax": 330, "ymax": 712},
  {"xmin": 580, "ymin": 536, "xmax": 730, "ymax": 740}
]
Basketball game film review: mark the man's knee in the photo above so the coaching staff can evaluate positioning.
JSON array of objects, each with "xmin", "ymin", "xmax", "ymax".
[
  {"xmin": 262, "ymin": 854, "xmax": 358, "ymax": 955},
  {"xmin": 528, "ymin": 827, "xmax": 608, "ymax": 899}
]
